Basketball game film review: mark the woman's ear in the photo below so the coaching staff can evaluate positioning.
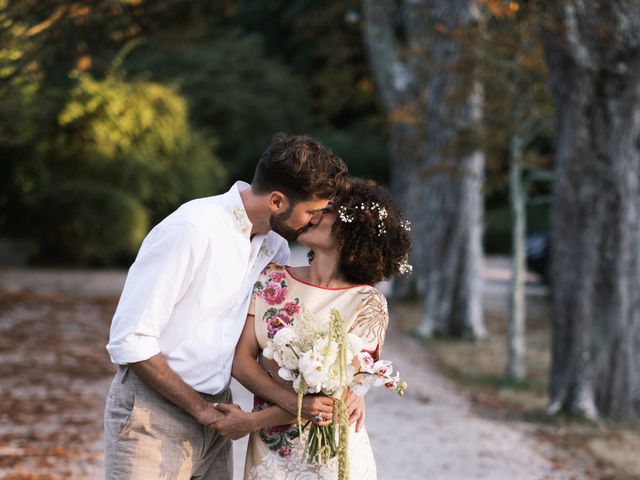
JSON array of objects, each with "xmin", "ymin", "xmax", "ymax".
[{"xmin": 268, "ymin": 191, "xmax": 289, "ymax": 213}]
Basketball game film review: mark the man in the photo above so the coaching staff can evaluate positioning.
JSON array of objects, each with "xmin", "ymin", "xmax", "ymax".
[{"xmin": 105, "ymin": 133, "xmax": 349, "ymax": 479}]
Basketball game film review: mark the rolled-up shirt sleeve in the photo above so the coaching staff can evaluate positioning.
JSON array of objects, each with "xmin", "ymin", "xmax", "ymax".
[{"xmin": 106, "ymin": 221, "xmax": 207, "ymax": 364}]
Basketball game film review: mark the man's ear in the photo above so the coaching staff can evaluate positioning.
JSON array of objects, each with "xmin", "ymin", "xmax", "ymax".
[{"xmin": 268, "ymin": 191, "xmax": 289, "ymax": 213}]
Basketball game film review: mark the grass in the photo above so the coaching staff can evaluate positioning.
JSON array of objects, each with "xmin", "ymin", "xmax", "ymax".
[{"xmin": 390, "ymin": 293, "xmax": 640, "ymax": 480}]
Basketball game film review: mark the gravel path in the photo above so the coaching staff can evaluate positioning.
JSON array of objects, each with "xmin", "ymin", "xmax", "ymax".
[{"xmin": 0, "ymin": 263, "xmax": 586, "ymax": 479}]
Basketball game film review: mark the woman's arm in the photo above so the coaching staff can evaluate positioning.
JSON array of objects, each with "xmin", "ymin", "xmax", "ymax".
[
  {"xmin": 211, "ymin": 404, "xmax": 296, "ymax": 440},
  {"xmin": 232, "ymin": 313, "xmax": 333, "ymax": 424}
]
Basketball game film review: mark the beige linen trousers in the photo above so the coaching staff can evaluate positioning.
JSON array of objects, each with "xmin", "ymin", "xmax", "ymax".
[{"xmin": 104, "ymin": 366, "xmax": 233, "ymax": 480}]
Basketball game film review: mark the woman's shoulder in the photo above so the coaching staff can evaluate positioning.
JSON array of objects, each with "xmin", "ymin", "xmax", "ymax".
[{"xmin": 354, "ymin": 284, "xmax": 388, "ymax": 305}]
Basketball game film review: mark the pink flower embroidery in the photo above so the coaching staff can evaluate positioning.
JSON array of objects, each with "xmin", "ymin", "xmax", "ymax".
[
  {"xmin": 267, "ymin": 317, "xmax": 287, "ymax": 337},
  {"xmin": 283, "ymin": 301, "xmax": 300, "ymax": 316},
  {"xmin": 279, "ymin": 446, "xmax": 292, "ymax": 458},
  {"xmin": 262, "ymin": 283, "xmax": 287, "ymax": 305},
  {"xmin": 269, "ymin": 270, "xmax": 286, "ymax": 282}
]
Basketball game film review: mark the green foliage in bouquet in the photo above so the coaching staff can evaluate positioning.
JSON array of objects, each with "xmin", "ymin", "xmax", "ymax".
[{"xmin": 295, "ymin": 309, "xmax": 350, "ymax": 480}]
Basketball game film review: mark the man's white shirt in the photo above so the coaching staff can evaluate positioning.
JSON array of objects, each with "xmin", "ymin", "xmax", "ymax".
[{"xmin": 106, "ymin": 181, "xmax": 290, "ymax": 394}]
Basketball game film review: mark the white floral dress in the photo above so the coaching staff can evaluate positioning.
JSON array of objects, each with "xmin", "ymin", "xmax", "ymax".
[{"xmin": 243, "ymin": 263, "xmax": 389, "ymax": 480}]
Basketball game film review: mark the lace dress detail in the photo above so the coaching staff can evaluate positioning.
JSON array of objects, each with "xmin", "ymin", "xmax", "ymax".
[
  {"xmin": 244, "ymin": 263, "xmax": 385, "ymax": 480},
  {"xmin": 246, "ymin": 424, "xmax": 377, "ymax": 480}
]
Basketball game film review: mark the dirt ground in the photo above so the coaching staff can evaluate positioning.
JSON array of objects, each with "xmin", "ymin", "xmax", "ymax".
[{"xmin": 0, "ymin": 266, "xmax": 590, "ymax": 479}]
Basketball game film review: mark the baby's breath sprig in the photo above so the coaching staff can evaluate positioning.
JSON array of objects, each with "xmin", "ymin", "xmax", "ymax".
[
  {"xmin": 336, "ymin": 201, "xmax": 391, "ymax": 236},
  {"xmin": 398, "ymin": 259, "xmax": 413, "ymax": 275},
  {"xmin": 337, "ymin": 205, "xmax": 354, "ymax": 223}
]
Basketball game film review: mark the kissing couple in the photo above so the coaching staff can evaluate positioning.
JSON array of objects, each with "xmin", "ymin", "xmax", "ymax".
[{"xmin": 104, "ymin": 133, "xmax": 412, "ymax": 479}]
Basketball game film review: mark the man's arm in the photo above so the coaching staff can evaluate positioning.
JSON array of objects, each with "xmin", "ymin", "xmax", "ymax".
[
  {"xmin": 107, "ymin": 223, "xmax": 221, "ymax": 425},
  {"xmin": 129, "ymin": 353, "xmax": 223, "ymax": 426},
  {"xmin": 107, "ymin": 222, "xmax": 206, "ymax": 364}
]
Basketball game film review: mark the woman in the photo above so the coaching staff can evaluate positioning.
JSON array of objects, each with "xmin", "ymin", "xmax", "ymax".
[{"xmin": 232, "ymin": 178, "xmax": 412, "ymax": 479}]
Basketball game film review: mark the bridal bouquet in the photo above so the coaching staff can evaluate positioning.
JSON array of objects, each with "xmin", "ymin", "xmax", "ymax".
[{"xmin": 262, "ymin": 308, "xmax": 407, "ymax": 479}]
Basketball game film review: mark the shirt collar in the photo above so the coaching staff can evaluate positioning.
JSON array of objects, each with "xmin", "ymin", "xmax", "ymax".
[
  {"xmin": 225, "ymin": 182, "xmax": 282, "ymax": 257},
  {"xmin": 226, "ymin": 181, "xmax": 253, "ymax": 237}
]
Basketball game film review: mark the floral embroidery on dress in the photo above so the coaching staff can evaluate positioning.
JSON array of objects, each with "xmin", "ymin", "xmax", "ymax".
[
  {"xmin": 247, "ymin": 423, "xmax": 378, "ymax": 480},
  {"xmin": 253, "ymin": 266, "xmax": 302, "ymax": 338},
  {"xmin": 253, "ymin": 397, "xmax": 300, "ymax": 458},
  {"xmin": 254, "ymin": 268, "xmax": 288, "ymax": 305}
]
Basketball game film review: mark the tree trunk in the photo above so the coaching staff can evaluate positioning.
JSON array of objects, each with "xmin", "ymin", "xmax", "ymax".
[
  {"xmin": 362, "ymin": 0, "xmax": 422, "ymax": 300},
  {"xmin": 363, "ymin": 0, "xmax": 486, "ymax": 338},
  {"xmin": 412, "ymin": 1, "xmax": 485, "ymax": 339},
  {"xmin": 543, "ymin": 1, "xmax": 640, "ymax": 419},
  {"xmin": 506, "ymin": 133, "xmax": 527, "ymax": 381}
]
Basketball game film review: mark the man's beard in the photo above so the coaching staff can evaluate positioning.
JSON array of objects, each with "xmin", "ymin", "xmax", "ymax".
[{"xmin": 270, "ymin": 209, "xmax": 310, "ymax": 241}]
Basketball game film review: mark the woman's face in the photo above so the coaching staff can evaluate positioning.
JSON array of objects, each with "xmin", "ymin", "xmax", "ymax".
[{"xmin": 296, "ymin": 203, "xmax": 339, "ymax": 251}]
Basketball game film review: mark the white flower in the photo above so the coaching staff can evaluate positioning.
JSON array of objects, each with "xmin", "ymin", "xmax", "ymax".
[
  {"xmin": 351, "ymin": 381, "xmax": 372, "ymax": 396},
  {"xmin": 263, "ymin": 344, "xmax": 275, "ymax": 360},
  {"xmin": 299, "ymin": 350, "xmax": 326, "ymax": 391},
  {"xmin": 398, "ymin": 259, "xmax": 413, "ymax": 275},
  {"xmin": 338, "ymin": 205, "xmax": 354, "ymax": 223},
  {"xmin": 383, "ymin": 372, "xmax": 401, "ymax": 390},
  {"xmin": 273, "ymin": 327, "xmax": 297, "ymax": 347},
  {"xmin": 314, "ymin": 337, "xmax": 338, "ymax": 369},
  {"xmin": 372, "ymin": 360, "xmax": 394, "ymax": 387},
  {"xmin": 357, "ymin": 351, "xmax": 375, "ymax": 373},
  {"xmin": 278, "ymin": 367, "xmax": 295, "ymax": 382},
  {"xmin": 346, "ymin": 333, "xmax": 364, "ymax": 358}
]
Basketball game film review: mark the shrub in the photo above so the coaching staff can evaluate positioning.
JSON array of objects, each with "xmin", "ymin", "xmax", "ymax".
[{"xmin": 36, "ymin": 181, "xmax": 148, "ymax": 266}]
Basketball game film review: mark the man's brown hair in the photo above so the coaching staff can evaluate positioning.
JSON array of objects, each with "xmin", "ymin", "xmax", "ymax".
[{"xmin": 252, "ymin": 133, "xmax": 348, "ymax": 202}]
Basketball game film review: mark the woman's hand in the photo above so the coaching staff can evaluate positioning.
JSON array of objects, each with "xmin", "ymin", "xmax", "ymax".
[
  {"xmin": 302, "ymin": 394, "xmax": 334, "ymax": 426},
  {"xmin": 346, "ymin": 391, "xmax": 366, "ymax": 432}
]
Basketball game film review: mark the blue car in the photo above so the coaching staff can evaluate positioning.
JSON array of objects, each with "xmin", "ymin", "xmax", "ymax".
[{"xmin": 526, "ymin": 232, "xmax": 550, "ymax": 284}]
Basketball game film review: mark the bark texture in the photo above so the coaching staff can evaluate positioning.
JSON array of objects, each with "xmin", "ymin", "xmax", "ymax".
[
  {"xmin": 363, "ymin": 0, "xmax": 485, "ymax": 339},
  {"xmin": 506, "ymin": 133, "xmax": 527, "ymax": 381},
  {"xmin": 543, "ymin": 0, "xmax": 640, "ymax": 419}
]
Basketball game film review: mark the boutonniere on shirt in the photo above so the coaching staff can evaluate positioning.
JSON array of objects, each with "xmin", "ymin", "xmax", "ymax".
[
  {"xmin": 259, "ymin": 241, "xmax": 275, "ymax": 259},
  {"xmin": 232, "ymin": 205, "xmax": 251, "ymax": 235}
]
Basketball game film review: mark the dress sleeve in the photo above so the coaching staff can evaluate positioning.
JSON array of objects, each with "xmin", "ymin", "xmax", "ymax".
[
  {"xmin": 247, "ymin": 263, "xmax": 275, "ymax": 318},
  {"xmin": 348, "ymin": 289, "xmax": 389, "ymax": 360},
  {"xmin": 247, "ymin": 280, "xmax": 260, "ymax": 317}
]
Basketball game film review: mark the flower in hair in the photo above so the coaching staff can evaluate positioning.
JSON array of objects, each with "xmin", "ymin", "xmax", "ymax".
[
  {"xmin": 398, "ymin": 258, "xmax": 413, "ymax": 275},
  {"xmin": 338, "ymin": 206, "xmax": 354, "ymax": 223}
]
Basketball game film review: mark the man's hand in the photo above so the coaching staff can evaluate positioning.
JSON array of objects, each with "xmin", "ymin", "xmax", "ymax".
[
  {"xmin": 346, "ymin": 392, "xmax": 366, "ymax": 432},
  {"xmin": 129, "ymin": 354, "xmax": 223, "ymax": 427},
  {"xmin": 209, "ymin": 403, "xmax": 256, "ymax": 440},
  {"xmin": 195, "ymin": 402, "xmax": 226, "ymax": 427}
]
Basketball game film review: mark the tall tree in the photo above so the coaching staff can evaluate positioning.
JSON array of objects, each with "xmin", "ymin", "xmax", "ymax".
[
  {"xmin": 543, "ymin": 0, "xmax": 640, "ymax": 419},
  {"xmin": 363, "ymin": 0, "xmax": 486, "ymax": 338},
  {"xmin": 477, "ymin": 1, "xmax": 553, "ymax": 381}
]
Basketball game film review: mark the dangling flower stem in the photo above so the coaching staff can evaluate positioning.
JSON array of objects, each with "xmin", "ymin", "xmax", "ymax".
[{"xmin": 330, "ymin": 309, "xmax": 350, "ymax": 480}]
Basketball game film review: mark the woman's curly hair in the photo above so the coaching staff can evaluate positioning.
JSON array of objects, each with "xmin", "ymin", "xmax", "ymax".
[{"xmin": 331, "ymin": 178, "xmax": 412, "ymax": 286}]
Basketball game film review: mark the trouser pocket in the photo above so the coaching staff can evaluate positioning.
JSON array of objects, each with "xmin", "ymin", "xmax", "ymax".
[{"xmin": 105, "ymin": 368, "xmax": 136, "ymax": 438}]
